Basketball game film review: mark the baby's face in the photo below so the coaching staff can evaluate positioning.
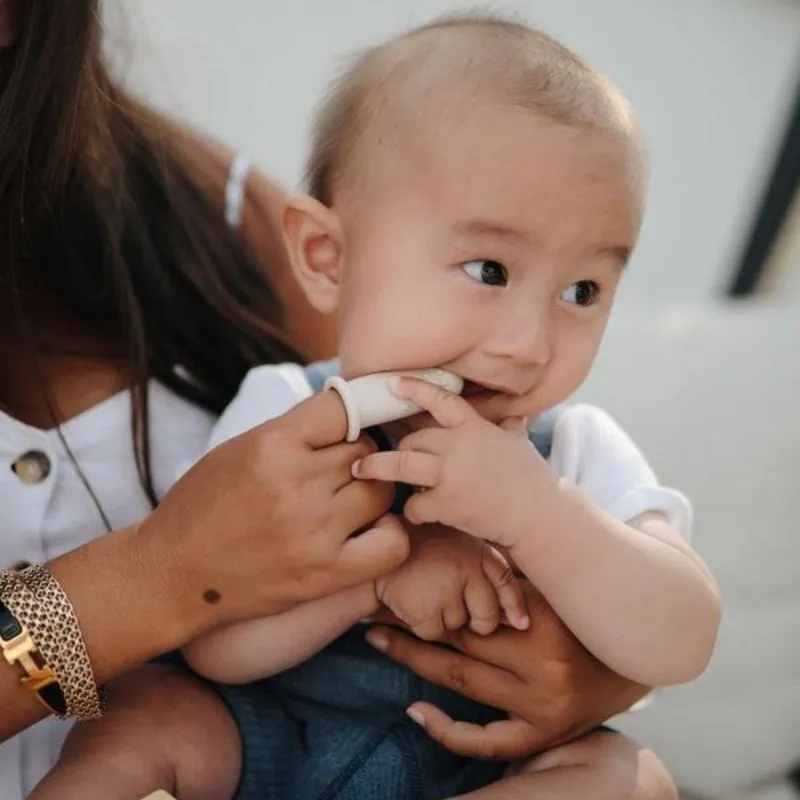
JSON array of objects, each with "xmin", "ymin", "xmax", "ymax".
[{"xmin": 319, "ymin": 104, "xmax": 643, "ymax": 419}]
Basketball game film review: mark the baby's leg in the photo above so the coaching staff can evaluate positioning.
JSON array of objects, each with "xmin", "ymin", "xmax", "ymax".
[
  {"xmin": 30, "ymin": 664, "xmax": 241, "ymax": 800},
  {"xmin": 452, "ymin": 730, "xmax": 677, "ymax": 800}
]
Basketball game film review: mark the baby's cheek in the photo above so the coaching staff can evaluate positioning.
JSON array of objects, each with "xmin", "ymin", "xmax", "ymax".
[
  {"xmin": 336, "ymin": 309, "xmax": 390, "ymax": 377},
  {"xmin": 339, "ymin": 318, "xmax": 456, "ymax": 378},
  {"xmin": 557, "ymin": 354, "xmax": 595, "ymax": 400},
  {"xmin": 537, "ymin": 337, "xmax": 598, "ymax": 409}
]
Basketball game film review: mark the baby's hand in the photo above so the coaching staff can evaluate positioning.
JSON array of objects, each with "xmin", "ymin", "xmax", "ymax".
[
  {"xmin": 375, "ymin": 524, "xmax": 529, "ymax": 640},
  {"xmin": 353, "ymin": 377, "xmax": 555, "ymax": 549}
]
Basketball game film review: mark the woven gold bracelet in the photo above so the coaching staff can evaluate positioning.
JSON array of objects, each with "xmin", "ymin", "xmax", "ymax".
[{"xmin": 4, "ymin": 566, "xmax": 104, "ymax": 720}]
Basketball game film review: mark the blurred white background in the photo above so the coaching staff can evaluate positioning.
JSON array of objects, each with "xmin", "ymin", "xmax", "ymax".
[
  {"xmin": 105, "ymin": 2, "xmax": 800, "ymax": 797},
  {"xmin": 107, "ymin": 0, "xmax": 800, "ymax": 308}
]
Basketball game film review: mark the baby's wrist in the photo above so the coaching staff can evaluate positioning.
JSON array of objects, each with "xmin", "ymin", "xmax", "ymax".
[
  {"xmin": 509, "ymin": 478, "xmax": 587, "ymax": 573},
  {"xmin": 504, "ymin": 472, "xmax": 565, "ymax": 562}
]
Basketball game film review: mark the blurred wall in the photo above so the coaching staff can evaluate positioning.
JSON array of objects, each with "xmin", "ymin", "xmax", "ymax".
[{"xmin": 106, "ymin": 0, "xmax": 800, "ymax": 309}]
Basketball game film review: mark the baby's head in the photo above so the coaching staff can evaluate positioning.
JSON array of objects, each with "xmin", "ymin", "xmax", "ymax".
[{"xmin": 284, "ymin": 12, "xmax": 646, "ymax": 419}]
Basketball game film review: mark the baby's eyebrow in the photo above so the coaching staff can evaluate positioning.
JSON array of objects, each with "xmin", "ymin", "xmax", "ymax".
[
  {"xmin": 452, "ymin": 219, "xmax": 633, "ymax": 268},
  {"xmin": 451, "ymin": 219, "xmax": 528, "ymax": 244},
  {"xmin": 598, "ymin": 244, "xmax": 632, "ymax": 268}
]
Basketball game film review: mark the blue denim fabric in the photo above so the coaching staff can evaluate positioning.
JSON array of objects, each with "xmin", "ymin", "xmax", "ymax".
[
  {"xmin": 215, "ymin": 360, "xmax": 561, "ymax": 799},
  {"xmin": 218, "ymin": 628, "xmax": 507, "ymax": 799}
]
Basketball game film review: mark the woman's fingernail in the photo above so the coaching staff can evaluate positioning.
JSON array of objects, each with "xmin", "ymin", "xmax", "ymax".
[
  {"xmin": 351, "ymin": 459, "xmax": 362, "ymax": 477},
  {"xmin": 406, "ymin": 707, "xmax": 426, "ymax": 728},
  {"xmin": 516, "ymin": 615, "xmax": 530, "ymax": 630},
  {"xmin": 365, "ymin": 630, "xmax": 389, "ymax": 652}
]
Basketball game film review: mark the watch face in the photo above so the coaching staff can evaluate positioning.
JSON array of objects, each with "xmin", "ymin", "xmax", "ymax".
[{"xmin": 0, "ymin": 602, "xmax": 23, "ymax": 641}]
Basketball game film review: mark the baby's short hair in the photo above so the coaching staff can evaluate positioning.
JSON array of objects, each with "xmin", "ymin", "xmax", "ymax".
[{"xmin": 305, "ymin": 10, "xmax": 637, "ymax": 205}]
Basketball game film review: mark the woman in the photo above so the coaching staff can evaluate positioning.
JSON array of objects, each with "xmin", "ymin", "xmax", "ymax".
[{"xmin": 0, "ymin": 1, "xmax": 675, "ymax": 798}]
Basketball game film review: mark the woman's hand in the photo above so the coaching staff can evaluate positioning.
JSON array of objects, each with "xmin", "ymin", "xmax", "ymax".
[
  {"xmin": 366, "ymin": 582, "xmax": 649, "ymax": 760},
  {"xmin": 138, "ymin": 389, "xmax": 409, "ymax": 634}
]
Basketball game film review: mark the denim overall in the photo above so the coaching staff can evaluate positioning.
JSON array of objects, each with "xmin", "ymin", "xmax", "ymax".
[{"xmin": 217, "ymin": 361, "xmax": 561, "ymax": 800}]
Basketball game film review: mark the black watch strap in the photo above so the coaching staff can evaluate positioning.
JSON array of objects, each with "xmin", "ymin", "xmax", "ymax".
[{"xmin": 0, "ymin": 600, "xmax": 23, "ymax": 640}]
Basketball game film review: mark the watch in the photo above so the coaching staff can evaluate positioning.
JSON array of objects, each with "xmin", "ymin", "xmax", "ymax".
[{"xmin": 0, "ymin": 600, "xmax": 67, "ymax": 716}]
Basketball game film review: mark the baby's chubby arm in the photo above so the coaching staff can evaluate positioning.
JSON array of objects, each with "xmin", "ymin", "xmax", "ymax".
[
  {"xmin": 184, "ymin": 580, "xmax": 380, "ymax": 683},
  {"xmin": 508, "ymin": 501, "xmax": 719, "ymax": 688},
  {"xmin": 184, "ymin": 520, "xmax": 529, "ymax": 683},
  {"xmin": 354, "ymin": 378, "xmax": 721, "ymax": 689}
]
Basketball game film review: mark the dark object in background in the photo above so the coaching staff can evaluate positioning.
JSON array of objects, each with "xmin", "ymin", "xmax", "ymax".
[
  {"xmin": 789, "ymin": 761, "xmax": 800, "ymax": 792},
  {"xmin": 728, "ymin": 71, "xmax": 800, "ymax": 297}
]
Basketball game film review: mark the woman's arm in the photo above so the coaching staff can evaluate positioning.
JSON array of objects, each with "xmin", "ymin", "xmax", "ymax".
[
  {"xmin": 1, "ymin": 391, "xmax": 408, "ymax": 743},
  {"xmin": 184, "ymin": 581, "xmax": 378, "ymax": 683},
  {"xmin": 1, "ymin": 524, "xmax": 200, "ymax": 741}
]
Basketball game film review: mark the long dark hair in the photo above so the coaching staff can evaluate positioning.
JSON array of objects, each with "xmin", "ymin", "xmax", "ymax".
[{"xmin": 0, "ymin": 1, "xmax": 301, "ymax": 507}]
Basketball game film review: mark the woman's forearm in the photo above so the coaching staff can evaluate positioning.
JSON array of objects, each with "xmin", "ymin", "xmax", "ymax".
[
  {"xmin": 1, "ymin": 523, "xmax": 207, "ymax": 743},
  {"xmin": 48, "ymin": 523, "xmax": 209, "ymax": 680},
  {"xmin": 0, "ymin": 392, "xmax": 408, "ymax": 743}
]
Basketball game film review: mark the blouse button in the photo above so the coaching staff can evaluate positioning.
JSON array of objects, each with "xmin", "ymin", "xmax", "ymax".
[{"xmin": 11, "ymin": 450, "xmax": 52, "ymax": 485}]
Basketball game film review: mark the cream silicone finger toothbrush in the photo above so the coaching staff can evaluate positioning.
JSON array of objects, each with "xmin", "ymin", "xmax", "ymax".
[{"xmin": 324, "ymin": 369, "xmax": 464, "ymax": 442}]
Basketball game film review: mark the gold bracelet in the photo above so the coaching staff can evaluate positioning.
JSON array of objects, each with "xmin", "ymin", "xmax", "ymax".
[
  {"xmin": 4, "ymin": 567, "xmax": 104, "ymax": 720},
  {"xmin": 0, "ymin": 572, "xmax": 67, "ymax": 716}
]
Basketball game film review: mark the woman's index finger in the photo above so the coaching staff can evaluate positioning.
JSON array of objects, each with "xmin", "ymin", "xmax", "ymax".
[
  {"xmin": 366, "ymin": 625, "xmax": 522, "ymax": 710},
  {"xmin": 286, "ymin": 390, "xmax": 350, "ymax": 448}
]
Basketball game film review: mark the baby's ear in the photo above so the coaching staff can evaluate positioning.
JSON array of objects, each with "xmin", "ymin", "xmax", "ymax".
[{"xmin": 282, "ymin": 195, "xmax": 345, "ymax": 315}]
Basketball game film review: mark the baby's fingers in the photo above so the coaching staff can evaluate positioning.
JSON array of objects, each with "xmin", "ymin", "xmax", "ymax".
[
  {"xmin": 463, "ymin": 570, "xmax": 501, "ymax": 635},
  {"xmin": 416, "ymin": 593, "xmax": 470, "ymax": 638},
  {"xmin": 442, "ymin": 597, "xmax": 469, "ymax": 633},
  {"xmin": 391, "ymin": 604, "xmax": 448, "ymax": 641},
  {"xmin": 482, "ymin": 547, "xmax": 530, "ymax": 631},
  {"xmin": 353, "ymin": 450, "xmax": 441, "ymax": 488}
]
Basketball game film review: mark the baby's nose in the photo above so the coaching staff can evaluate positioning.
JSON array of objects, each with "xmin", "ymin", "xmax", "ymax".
[{"xmin": 492, "ymin": 313, "xmax": 553, "ymax": 368}]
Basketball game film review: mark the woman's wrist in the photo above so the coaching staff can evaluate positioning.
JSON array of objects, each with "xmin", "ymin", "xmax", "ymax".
[{"xmin": 47, "ymin": 521, "xmax": 207, "ymax": 685}]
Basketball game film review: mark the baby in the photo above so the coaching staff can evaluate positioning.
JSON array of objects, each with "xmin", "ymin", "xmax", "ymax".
[{"xmin": 32, "ymin": 12, "xmax": 720, "ymax": 800}]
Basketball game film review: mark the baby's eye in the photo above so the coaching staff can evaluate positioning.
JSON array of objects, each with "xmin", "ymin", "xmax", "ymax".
[
  {"xmin": 560, "ymin": 280, "xmax": 599, "ymax": 307},
  {"xmin": 462, "ymin": 260, "xmax": 508, "ymax": 287}
]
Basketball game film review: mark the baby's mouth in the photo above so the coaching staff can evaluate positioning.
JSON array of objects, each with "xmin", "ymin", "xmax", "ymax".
[{"xmin": 460, "ymin": 380, "xmax": 501, "ymax": 400}]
